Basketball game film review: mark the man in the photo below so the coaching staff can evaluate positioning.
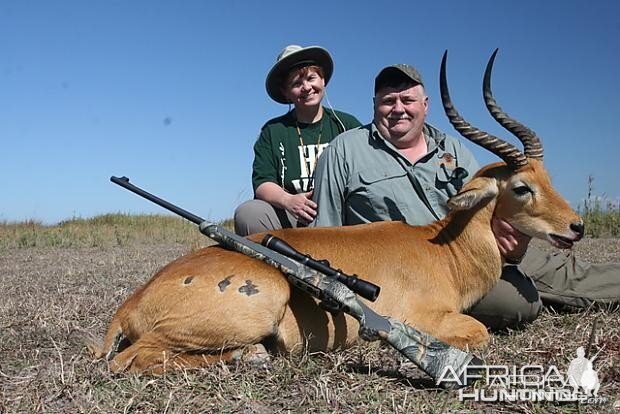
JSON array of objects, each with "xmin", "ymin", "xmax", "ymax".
[{"xmin": 311, "ymin": 63, "xmax": 619, "ymax": 330}]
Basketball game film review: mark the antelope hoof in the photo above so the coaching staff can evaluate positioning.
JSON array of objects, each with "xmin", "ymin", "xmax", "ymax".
[{"xmin": 232, "ymin": 344, "xmax": 271, "ymax": 366}]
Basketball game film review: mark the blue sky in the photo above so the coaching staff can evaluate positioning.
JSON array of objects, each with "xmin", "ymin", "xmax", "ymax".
[{"xmin": 1, "ymin": 0, "xmax": 619, "ymax": 224}]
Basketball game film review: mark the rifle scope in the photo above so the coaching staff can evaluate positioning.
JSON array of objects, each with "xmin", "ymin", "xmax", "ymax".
[{"xmin": 262, "ymin": 234, "xmax": 380, "ymax": 302}]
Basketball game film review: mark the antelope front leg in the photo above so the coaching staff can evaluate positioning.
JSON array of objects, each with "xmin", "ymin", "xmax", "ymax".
[{"xmin": 432, "ymin": 312, "xmax": 490, "ymax": 350}]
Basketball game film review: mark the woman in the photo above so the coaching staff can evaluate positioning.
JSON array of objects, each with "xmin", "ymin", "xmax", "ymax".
[{"xmin": 234, "ymin": 45, "xmax": 361, "ymax": 236}]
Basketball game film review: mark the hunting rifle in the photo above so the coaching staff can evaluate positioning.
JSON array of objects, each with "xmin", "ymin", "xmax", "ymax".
[{"xmin": 110, "ymin": 175, "xmax": 483, "ymax": 387}]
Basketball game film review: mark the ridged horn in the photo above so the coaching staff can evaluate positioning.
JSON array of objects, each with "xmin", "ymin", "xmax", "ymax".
[
  {"xmin": 483, "ymin": 49, "xmax": 544, "ymax": 160},
  {"xmin": 440, "ymin": 50, "xmax": 528, "ymax": 169}
]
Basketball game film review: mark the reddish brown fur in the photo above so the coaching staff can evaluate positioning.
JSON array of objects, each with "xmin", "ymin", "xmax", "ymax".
[{"xmin": 89, "ymin": 159, "xmax": 582, "ymax": 373}]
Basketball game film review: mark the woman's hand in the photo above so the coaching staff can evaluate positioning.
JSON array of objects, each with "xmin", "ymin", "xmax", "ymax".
[
  {"xmin": 284, "ymin": 191, "xmax": 317, "ymax": 225},
  {"xmin": 255, "ymin": 183, "xmax": 318, "ymax": 225},
  {"xmin": 491, "ymin": 217, "xmax": 531, "ymax": 264}
]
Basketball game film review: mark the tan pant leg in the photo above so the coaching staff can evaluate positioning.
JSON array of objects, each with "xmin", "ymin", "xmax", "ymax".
[
  {"xmin": 520, "ymin": 246, "xmax": 620, "ymax": 309},
  {"xmin": 467, "ymin": 265, "xmax": 542, "ymax": 331},
  {"xmin": 233, "ymin": 199, "xmax": 299, "ymax": 236}
]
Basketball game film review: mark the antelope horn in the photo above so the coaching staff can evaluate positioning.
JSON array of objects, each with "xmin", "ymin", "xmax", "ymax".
[
  {"xmin": 440, "ymin": 50, "xmax": 528, "ymax": 169},
  {"xmin": 483, "ymin": 49, "xmax": 544, "ymax": 160}
]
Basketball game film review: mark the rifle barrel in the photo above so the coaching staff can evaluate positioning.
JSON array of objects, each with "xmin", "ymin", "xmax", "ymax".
[{"xmin": 110, "ymin": 176, "xmax": 205, "ymax": 225}]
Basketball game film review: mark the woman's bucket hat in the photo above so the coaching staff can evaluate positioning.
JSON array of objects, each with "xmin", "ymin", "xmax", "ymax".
[{"xmin": 265, "ymin": 44, "xmax": 333, "ymax": 104}]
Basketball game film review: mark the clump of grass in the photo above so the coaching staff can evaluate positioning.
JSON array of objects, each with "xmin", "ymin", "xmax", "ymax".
[
  {"xmin": 0, "ymin": 213, "xmax": 232, "ymax": 249},
  {"xmin": 582, "ymin": 200, "xmax": 620, "ymax": 238},
  {"xmin": 579, "ymin": 175, "xmax": 620, "ymax": 237}
]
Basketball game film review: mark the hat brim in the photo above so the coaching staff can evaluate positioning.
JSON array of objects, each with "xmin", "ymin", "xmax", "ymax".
[
  {"xmin": 374, "ymin": 65, "xmax": 424, "ymax": 94},
  {"xmin": 266, "ymin": 46, "xmax": 333, "ymax": 104}
]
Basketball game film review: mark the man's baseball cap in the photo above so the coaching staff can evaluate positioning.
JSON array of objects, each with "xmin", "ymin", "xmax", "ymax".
[{"xmin": 374, "ymin": 64, "xmax": 424, "ymax": 93}]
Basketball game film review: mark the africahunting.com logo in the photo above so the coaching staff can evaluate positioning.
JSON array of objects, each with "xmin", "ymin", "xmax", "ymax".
[{"xmin": 437, "ymin": 346, "xmax": 608, "ymax": 405}]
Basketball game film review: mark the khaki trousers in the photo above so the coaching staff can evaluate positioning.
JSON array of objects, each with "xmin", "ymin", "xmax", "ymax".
[
  {"xmin": 234, "ymin": 199, "xmax": 302, "ymax": 237},
  {"xmin": 468, "ymin": 247, "xmax": 619, "ymax": 330}
]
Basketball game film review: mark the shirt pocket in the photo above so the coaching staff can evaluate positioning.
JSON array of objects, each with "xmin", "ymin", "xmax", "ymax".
[
  {"xmin": 435, "ymin": 165, "xmax": 469, "ymax": 198},
  {"xmin": 354, "ymin": 168, "xmax": 411, "ymax": 221}
]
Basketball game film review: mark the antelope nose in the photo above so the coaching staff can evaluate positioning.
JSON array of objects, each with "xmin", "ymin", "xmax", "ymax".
[{"xmin": 570, "ymin": 222, "xmax": 584, "ymax": 239}]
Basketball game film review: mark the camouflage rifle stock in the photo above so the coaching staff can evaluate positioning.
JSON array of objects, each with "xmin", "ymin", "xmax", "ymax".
[{"xmin": 110, "ymin": 175, "xmax": 482, "ymax": 388}]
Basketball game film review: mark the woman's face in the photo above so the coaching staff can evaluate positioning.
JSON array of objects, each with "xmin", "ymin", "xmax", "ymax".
[{"xmin": 282, "ymin": 66, "xmax": 325, "ymax": 108}]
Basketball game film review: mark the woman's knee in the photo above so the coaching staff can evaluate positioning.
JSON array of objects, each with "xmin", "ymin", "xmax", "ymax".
[{"xmin": 234, "ymin": 199, "xmax": 282, "ymax": 236}]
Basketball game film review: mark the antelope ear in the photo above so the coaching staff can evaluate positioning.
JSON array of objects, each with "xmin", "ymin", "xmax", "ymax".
[{"xmin": 448, "ymin": 177, "xmax": 498, "ymax": 211}]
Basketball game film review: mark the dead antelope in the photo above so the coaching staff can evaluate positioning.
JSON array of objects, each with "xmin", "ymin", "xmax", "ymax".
[{"xmin": 90, "ymin": 50, "xmax": 583, "ymax": 373}]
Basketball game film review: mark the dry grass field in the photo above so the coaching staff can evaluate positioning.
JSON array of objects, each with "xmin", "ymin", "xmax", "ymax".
[{"xmin": 0, "ymin": 217, "xmax": 618, "ymax": 413}]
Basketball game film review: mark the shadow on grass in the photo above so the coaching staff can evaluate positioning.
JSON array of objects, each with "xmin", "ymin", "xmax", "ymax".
[{"xmin": 344, "ymin": 362, "xmax": 441, "ymax": 390}]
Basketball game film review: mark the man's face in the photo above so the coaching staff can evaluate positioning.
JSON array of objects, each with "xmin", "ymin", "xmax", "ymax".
[
  {"xmin": 374, "ymin": 83, "xmax": 428, "ymax": 146},
  {"xmin": 283, "ymin": 67, "xmax": 326, "ymax": 108}
]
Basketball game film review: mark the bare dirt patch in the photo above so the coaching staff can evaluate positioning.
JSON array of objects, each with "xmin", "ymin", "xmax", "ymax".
[{"xmin": 1, "ymin": 239, "xmax": 618, "ymax": 413}]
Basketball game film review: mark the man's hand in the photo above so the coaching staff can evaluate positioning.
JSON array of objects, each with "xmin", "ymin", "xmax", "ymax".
[
  {"xmin": 284, "ymin": 191, "xmax": 317, "ymax": 225},
  {"xmin": 491, "ymin": 217, "xmax": 531, "ymax": 264}
]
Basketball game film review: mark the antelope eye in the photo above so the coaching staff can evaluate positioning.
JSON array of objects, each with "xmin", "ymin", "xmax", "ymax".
[{"xmin": 513, "ymin": 185, "xmax": 532, "ymax": 196}]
